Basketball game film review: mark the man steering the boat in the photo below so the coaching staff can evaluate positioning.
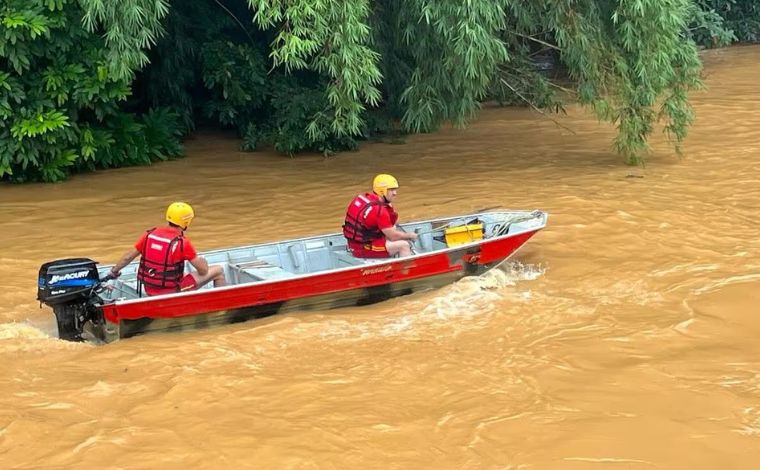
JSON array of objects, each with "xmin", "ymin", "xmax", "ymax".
[
  {"xmin": 343, "ymin": 174, "xmax": 418, "ymax": 258},
  {"xmin": 108, "ymin": 202, "xmax": 226, "ymax": 296}
]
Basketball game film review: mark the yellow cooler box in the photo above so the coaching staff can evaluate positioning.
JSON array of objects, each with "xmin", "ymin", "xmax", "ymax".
[{"xmin": 444, "ymin": 223, "xmax": 484, "ymax": 247}]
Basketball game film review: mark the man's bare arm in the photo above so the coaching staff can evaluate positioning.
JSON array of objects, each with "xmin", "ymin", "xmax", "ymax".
[
  {"xmin": 111, "ymin": 248, "xmax": 140, "ymax": 275},
  {"xmin": 381, "ymin": 226, "xmax": 418, "ymax": 242},
  {"xmin": 189, "ymin": 256, "xmax": 209, "ymax": 276}
]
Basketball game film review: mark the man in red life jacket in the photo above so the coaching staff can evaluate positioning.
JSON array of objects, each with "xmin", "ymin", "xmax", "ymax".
[
  {"xmin": 343, "ymin": 174, "xmax": 418, "ymax": 258},
  {"xmin": 109, "ymin": 202, "xmax": 226, "ymax": 296}
]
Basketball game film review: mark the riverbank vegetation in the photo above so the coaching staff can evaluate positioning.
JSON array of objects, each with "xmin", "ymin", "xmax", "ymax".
[{"xmin": 1, "ymin": 0, "xmax": 756, "ymax": 182}]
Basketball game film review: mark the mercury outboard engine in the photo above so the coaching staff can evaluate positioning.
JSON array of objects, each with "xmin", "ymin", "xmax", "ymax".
[{"xmin": 37, "ymin": 258, "xmax": 104, "ymax": 341}]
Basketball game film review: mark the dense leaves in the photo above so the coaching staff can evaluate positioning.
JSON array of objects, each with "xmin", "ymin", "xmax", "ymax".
[
  {"xmin": 5, "ymin": 1, "xmax": 760, "ymax": 182},
  {"xmin": 194, "ymin": 0, "xmax": 705, "ymax": 164},
  {"xmin": 0, "ymin": 0, "xmax": 182, "ymax": 182},
  {"xmin": 121, "ymin": 0, "xmax": 360, "ymax": 155},
  {"xmin": 690, "ymin": 1, "xmax": 760, "ymax": 45}
]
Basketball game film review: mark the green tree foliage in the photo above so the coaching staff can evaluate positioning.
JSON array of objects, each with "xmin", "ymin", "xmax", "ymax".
[
  {"xmin": 257, "ymin": 0, "xmax": 703, "ymax": 164},
  {"xmin": 8, "ymin": 0, "xmax": 710, "ymax": 181},
  {"xmin": 81, "ymin": 0, "xmax": 703, "ymax": 165},
  {"xmin": 687, "ymin": 1, "xmax": 736, "ymax": 47},
  {"xmin": 545, "ymin": 1, "xmax": 702, "ymax": 163},
  {"xmin": 0, "ymin": 0, "xmax": 183, "ymax": 182},
  {"xmin": 690, "ymin": 0, "xmax": 760, "ymax": 45},
  {"xmin": 115, "ymin": 0, "xmax": 360, "ymax": 155},
  {"xmin": 251, "ymin": 0, "xmax": 382, "ymax": 139}
]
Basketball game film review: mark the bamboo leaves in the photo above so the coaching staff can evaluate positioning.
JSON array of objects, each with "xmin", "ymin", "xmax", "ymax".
[
  {"xmin": 392, "ymin": 0, "xmax": 509, "ymax": 132},
  {"xmin": 72, "ymin": 0, "xmax": 707, "ymax": 166},
  {"xmin": 250, "ymin": 0, "xmax": 382, "ymax": 139},
  {"xmin": 80, "ymin": 0, "xmax": 170, "ymax": 80}
]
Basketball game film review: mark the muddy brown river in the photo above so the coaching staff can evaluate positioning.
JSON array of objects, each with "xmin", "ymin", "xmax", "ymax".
[{"xmin": 1, "ymin": 46, "xmax": 758, "ymax": 469}]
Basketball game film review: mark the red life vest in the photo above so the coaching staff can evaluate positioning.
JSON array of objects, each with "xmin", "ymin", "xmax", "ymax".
[
  {"xmin": 137, "ymin": 227, "xmax": 186, "ymax": 293},
  {"xmin": 343, "ymin": 193, "xmax": 397, "ymax": 244}
]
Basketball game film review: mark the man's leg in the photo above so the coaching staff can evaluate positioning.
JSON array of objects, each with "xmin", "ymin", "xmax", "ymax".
[
  {"xmin": 191, "ymin": 265, "xmax": 227, "ymax": 289},
  {"xmin": 386, "ymin": 240, "xmax": 412, "ymax": 257}
]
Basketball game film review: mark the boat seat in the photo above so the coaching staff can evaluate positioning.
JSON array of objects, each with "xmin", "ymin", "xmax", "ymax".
[
  {"xmin": 333, "ymin": 250, "xmax": 366, "ymax": 267},
  {"xmin": 111, "ymin": 278, "xmax": 142, "ymax": 300},
  {"xmin": 333, "ymin": 249, "xmax": 393, "ymax": 267},
  {"xmin": 232, "ymin": 260, "xmax": 296, "ymax": 283}
]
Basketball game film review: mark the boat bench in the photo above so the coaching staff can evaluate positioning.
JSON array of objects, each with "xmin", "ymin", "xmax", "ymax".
[
  {"xmin": 111, "ymin": 278, "xmax": 142, "ymax": 299},
  {"xmin": 231, "ymin": 260, "xmax": 297, "ymax": 283},
  {"xmin": 333, "ymin": 249, "xmax": 391, "ymax": 267},
  {"xmin": 333, "ymin": 250, "xmax": 366, "ymax": 267}
]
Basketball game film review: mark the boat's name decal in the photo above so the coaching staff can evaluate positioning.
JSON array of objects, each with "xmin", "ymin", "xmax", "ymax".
[
  {"xmin": 50, "ymin": 271, "xmax": 90, "ymax": 284},
  {"xmin": 361, "ymin": 265, "xmax": 394, "ymax": 276}
]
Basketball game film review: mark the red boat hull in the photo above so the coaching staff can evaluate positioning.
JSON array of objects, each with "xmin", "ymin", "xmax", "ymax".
[{"xmin": 99, "ymin": 230, "xmax": 540, "ymax": 339}]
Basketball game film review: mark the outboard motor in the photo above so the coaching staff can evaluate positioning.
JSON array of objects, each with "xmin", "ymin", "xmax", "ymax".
[{"xmin": 37, "ymin": 258, "xmax": 102, "ymax": 341}]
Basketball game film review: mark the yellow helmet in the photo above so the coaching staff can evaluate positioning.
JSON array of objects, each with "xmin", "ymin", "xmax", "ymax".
[
  {"xmin": 372, "ymin": 174, "xmax": 399, "ymax": 198},
  {"xmin": 166, "ymin": 202, "xmax": 195, "ymax": 230}
]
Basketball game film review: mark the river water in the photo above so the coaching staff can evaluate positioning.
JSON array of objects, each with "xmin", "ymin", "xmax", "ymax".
[{"xmin": 1, "ymin": 46, "xmax": 758, "ymax": 469}]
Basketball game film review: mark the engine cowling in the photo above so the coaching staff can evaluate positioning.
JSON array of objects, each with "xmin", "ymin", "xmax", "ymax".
[
  {"xmin": 37, "ymin": 258, "xmax": 102, "ymax": 341},
  {"xmin": 37, "ymin": 258, "xmax": 100, "ymax": 306}
]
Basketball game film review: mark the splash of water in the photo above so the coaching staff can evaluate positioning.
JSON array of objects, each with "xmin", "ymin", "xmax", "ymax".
[
  {"xmin": 0, "ymin": 321, "xmax": 88, "ymax": 353},
  {"xmin": 0, "ymin": 322, "xmax": 50, "ymax": 340},
  {"xmin": 381, "ymin": 261, "xmax": 545, "ymax": 335}
]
